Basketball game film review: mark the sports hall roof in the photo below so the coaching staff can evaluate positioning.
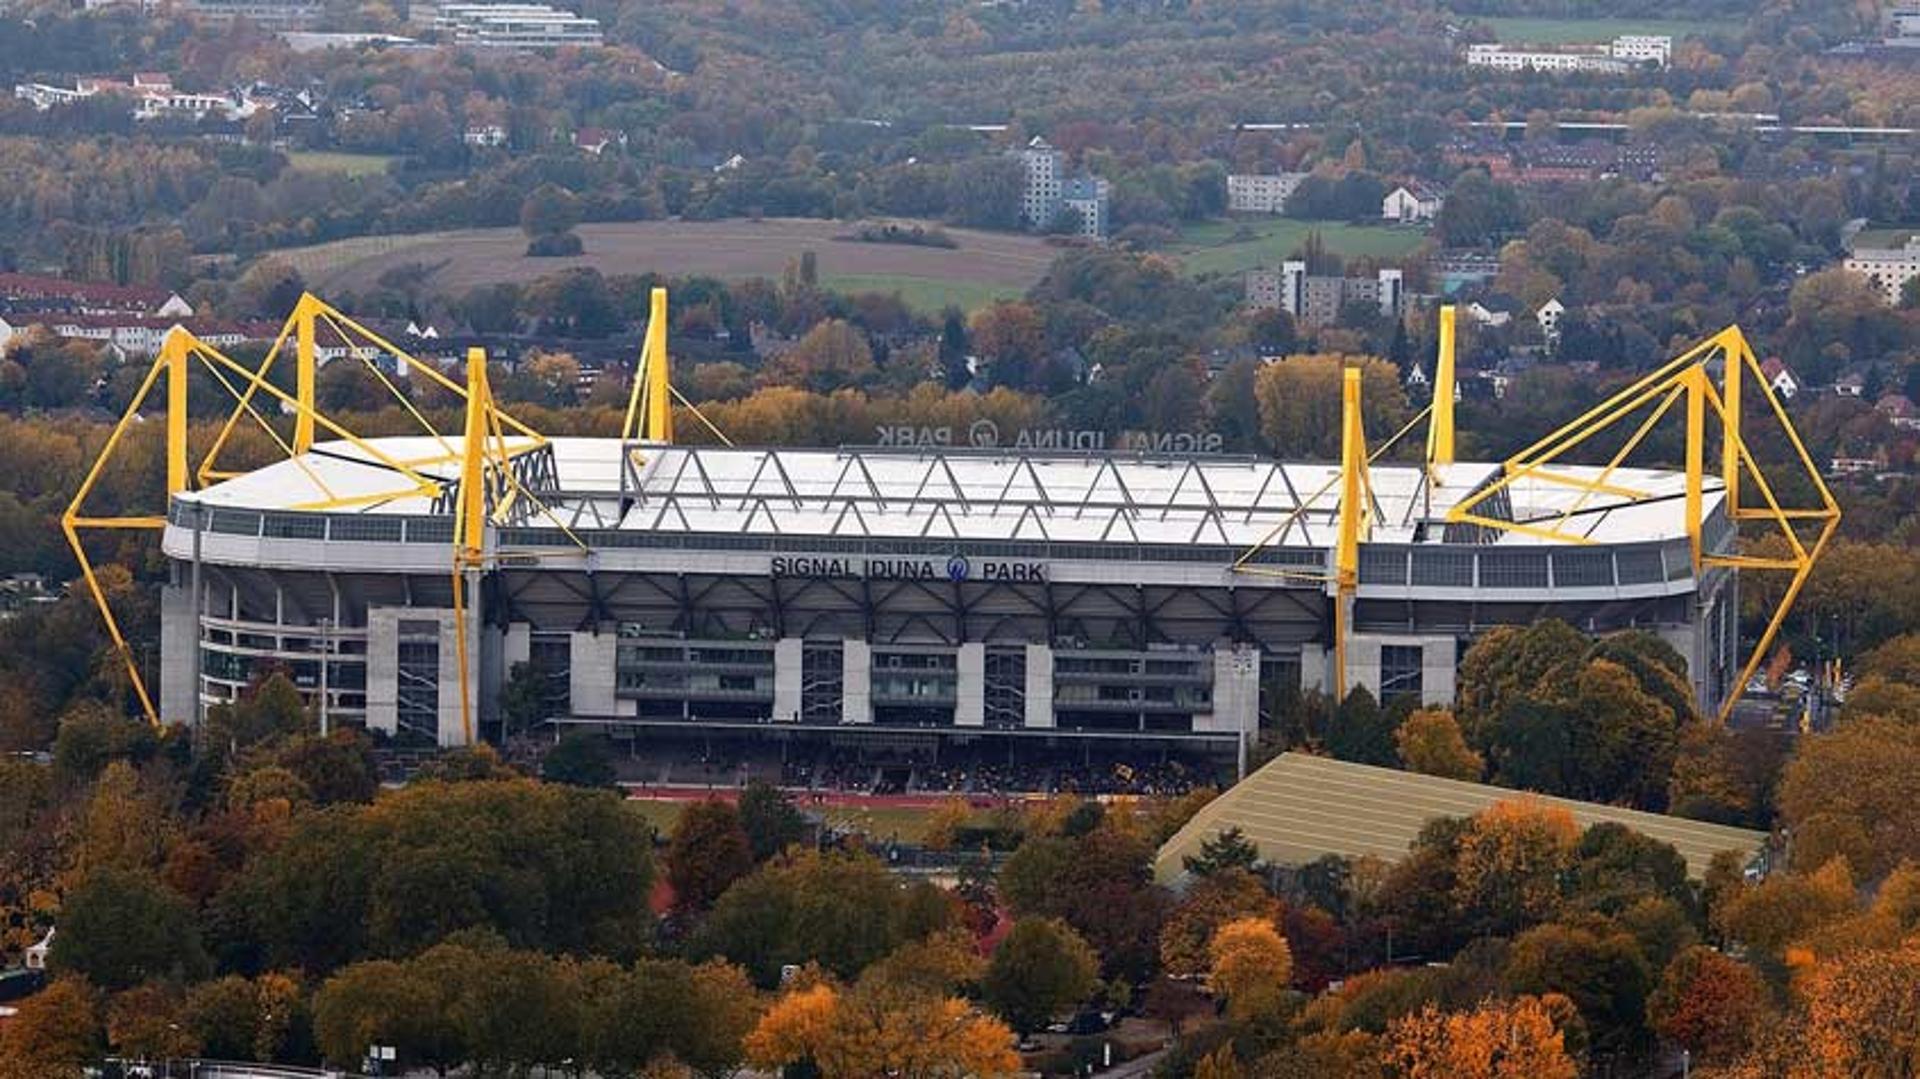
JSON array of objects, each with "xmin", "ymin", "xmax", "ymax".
[{"xmin": 1153, "ymin": 752, "xmax": 1765, "ymax": 882}]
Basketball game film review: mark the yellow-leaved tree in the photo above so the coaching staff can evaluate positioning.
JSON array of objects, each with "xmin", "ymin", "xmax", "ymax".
[{"xmin": 1207, "ymin": 916, "xmax": 1293, "ymax": 1022}]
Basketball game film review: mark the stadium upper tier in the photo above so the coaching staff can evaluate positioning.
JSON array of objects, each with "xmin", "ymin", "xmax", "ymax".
[{"xmin": 177, "ymin": 436, "xmax": 1718, "ymax": 550}]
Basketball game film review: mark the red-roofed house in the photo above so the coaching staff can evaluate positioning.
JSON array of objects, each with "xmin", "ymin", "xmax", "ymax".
[
  {"xmin": 0, "ymin": 273, "xmax": 192, "ymax": 317},
  {"xmin": 1759, "ymin": 358, "xmax": 1801, "ymax": 400}
]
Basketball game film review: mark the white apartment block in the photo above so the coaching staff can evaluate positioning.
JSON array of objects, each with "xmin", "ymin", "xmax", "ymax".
[
  {"xmin": 1610, "ymin": 35, "xmax": 1673, "ymax": 65},
  {"xmin": 1464, "ymin": 36, "xmax": 1677, "ymax": 75},
  {"xmin": 1226, "ymin": 172, "xmax": 1308, "ymax": 214},
  {"xmin": 1845, "ymin": 236, "xmax": 1920, "ymax": 306},
  {"xmin": 433, "ymin": 3, "xmax": 603, "ymax": 48},
  {"xmin": 1020, "ymin": 137, "xmax": 1064, "ymax": 228}
]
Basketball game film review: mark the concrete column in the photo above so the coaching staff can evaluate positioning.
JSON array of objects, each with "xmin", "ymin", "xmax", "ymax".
[
  {"xmin": 1197, "ymin": 646, "xmax": 1261, "ymax": 734},
  {"xmin": 158, "ymin": 582, "xmax": 198, "ymax": 725},
  {"xmin": 504, "ymin": 624, "xmax": 532, "ymax": 669},
  {"xmin": 1299, "ymin": 642, "xmax": 1329, "ymax": 694},
  {"xmin": 955, "ymin": 642, "xmax": 985, "ymax": 727},
  {"xmin": 842, "ymin": 639, "xmax": 872, "ymax": 724},
  {"xmin": 772, "ymin": 637, "xmax": 803, "ymax": 722},
  {"xmin": 435, "ymin": 608, "xmax": 468, "ymax": 748},
  {"xmin": 569, "ymin": 631, "xmax": 619, "ymax": 717},
  {"xmin": 1421, "ymin": 638, "xmax": 1456, "ymax": 708},
  {"xmin": 364, "ymin": 607, "xmax": 400, "ymax": 737},
  {"xmin": 1023, "ymin": 642, "xmax": 1054, "ymax": 728}
]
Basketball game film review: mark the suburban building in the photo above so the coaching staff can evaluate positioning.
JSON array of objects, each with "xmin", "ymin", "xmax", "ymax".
[
  {"xmin": 1246, "ymin": 263, "xmax": 1405, "ymax": 326},
  {"xmin": 1844, "ymin": 234, "xmax": 1920, "ymax": 306},
  {"xmin": 1226, "ymin": 171, "xmax": 1309, "ymax": 214},
  {"xmin": 1016, "ymin": 137, "xmax": 1111, "ymax": 239},
  {"xmin": 1610, "ymin": 34, "xmax": 1675, "ymax": 65},
  {"xmin": 1760, "ymin": 358, "xmax": 1802, "ymax": 400},
  {"xmin": 174, "ymin": 0, "xmax": 325, "ymax": 28},
  {"xmin": 431, "ymin": 2, "xmax": 604, "ymax": 48},
  {"xmin": 0, "ymin": 313, "xmax": 272, "ymax": 357},
  {"xmin": 1535, "ymin": 297, "xmax": 1566, "ymax": 342},
  {"xmin": 1464, "ymin": 35, "xmax": 1669, "ymax": 75},
  {"xmin": 0, "ymin": 273, "xmax": 192, "ymax": 317},
  {"xmin": 1059, "ymin": 175, "xmax": 1111, "ymax": 240},
  {"xmin": 1382, "ymin": 182, "xmax": 1444, "ymax": 224}
]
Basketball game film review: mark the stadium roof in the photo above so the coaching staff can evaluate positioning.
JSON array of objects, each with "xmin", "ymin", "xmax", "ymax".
[
  {"xmin": 186, "ymin": 437, "xmax": 1714, "ymax": 549},
  {"xmin": 1153, "ymin": 752, "xmax": 1766, "ymax": 882}
]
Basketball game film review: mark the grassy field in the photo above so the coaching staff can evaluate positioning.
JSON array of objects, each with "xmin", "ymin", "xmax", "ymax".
[
  {"xmin": 627, "ymin": 797, "xmax": 940, "ymax": 844},
  {"xmin": 1170, "ymin": 218, "xmax": 1427, "ymax": 278},
  {"xmin": 1469, "ymin": 16, "xmax": 1727, "ymax": 44},
  {"xmin": 272, "ymin": 219, "xmax": 1055, "ymax": 311},
  {"xmin": 819, "ymin": 273, "xmax": 1023, "ymax": 314},
  {"xmin": 286, "ymin": 151, "xmax": 397, "ymax": 178}
]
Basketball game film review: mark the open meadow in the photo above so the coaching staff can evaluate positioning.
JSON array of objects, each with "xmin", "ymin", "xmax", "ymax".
[{"xmin": 272, "ymin": 218, "xmax": 1058, "ymax": 313}]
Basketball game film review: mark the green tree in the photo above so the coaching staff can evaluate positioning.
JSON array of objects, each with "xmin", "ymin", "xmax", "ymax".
[
  {"xmin": 51, "ymin": 867, "xmax": 209, "ymax": 990},
  {"xmin": 276, "ymin": 730, "xmax": 378, "ymax": 805},
  {"xmin": 1326, "ymin": 687, "xmax": 1398, "ymax": 766},
  {"xmin": 689, "ymin": 848, "xmax": 954, "ymax": 987},
  {"xmin": 520, "ymin": 182, "xmax": 583, "ymax": 239},
  {"xmin": 541, "ymin": 732, "xmax": 616, "ymax": 788},
  {"xmin": 982, "ymin": 918, "xmax": 1099, "ymax": 1035},
  {"xmin": 1183, "ymin": 826, "xmax": 1261, "ymax": 877},
  {"xmin": 667, "ymin": 799, "xmax": 756, "ymax": 911},
  {"xmin": 738, "ymin": 780, "xmax": 807, "ymax": 861}
]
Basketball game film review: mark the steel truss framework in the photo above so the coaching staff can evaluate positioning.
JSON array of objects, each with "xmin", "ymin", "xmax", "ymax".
[
  {"xmin": 1443, "ymin": 326, "xmax": 1838, "ymax": 724},
  {"xmin": 66, "ymin": 296, "xmax": 564, "ymax": 731},
  {"xmin": 611, "ymin": 443, "xmax": 1348, "ymax": 551},
  {"xmin": 71, "ymin": 288, "xmax": 710, "ymax": 736}
]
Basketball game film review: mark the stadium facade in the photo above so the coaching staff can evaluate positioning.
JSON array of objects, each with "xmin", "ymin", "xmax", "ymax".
[{"xmin": 154, "ymin": 437, "xmax": 1739, "ymax": 755}]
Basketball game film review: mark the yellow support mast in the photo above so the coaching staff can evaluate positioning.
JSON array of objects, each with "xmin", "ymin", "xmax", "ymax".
[
  {"xmin": 1427, "ymin": 303, "xmax": 1456, "ymax": 471},
  {"xmin": 62, "ymin": 327, "xmax": 195, "ymax": 726},
  {"xmin": 450, "ymin": 347, "xmax": 489, "ymax": 746},
  {"xmin": 1333, "ymin": 367, "xmax": 1370, "ymax": 699},
  {"xmin": 624, "ymin": 286, "xmax": 673, "ymax": 443}
]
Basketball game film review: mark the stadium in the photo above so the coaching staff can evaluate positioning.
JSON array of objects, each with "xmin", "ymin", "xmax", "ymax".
[{"xmin": 66, "ymin": 294, "xmax": 1835, "ymax": 778}]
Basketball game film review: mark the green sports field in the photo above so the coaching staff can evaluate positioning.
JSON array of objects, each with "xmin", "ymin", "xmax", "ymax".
[
  {"xmin": 1469, "ymin": 16, "xmax": 1726, "ymax": 44},
  {"xmin": 1170, "ymin": 218, "xmax": 1427, "ymax": 278}
]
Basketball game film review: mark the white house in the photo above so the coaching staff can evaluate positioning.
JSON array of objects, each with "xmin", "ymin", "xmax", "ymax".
[
  {"xmin": 24, "ymin": 927, "xmax": 52, "ymax": 970},
  {"xmin": 1534, "ymin": 298, "xmax": 1565, "ymax": 341},
  {"xmin": 1760, "ymin": 358, "xmax": 1801, "ymax": 400},
  {"xmin": 1382, "ymin": 183, "xmax": 1444, "ymax": 224},
  {"xmin": 1463, "ymin": 300, "xmax": 1512, "ymax": 328}
]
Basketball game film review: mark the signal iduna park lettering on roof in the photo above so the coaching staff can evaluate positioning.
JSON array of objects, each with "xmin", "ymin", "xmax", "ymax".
[{"xmin": 770, "ymin": 555, "xmax": 1046, "ymax": 582}]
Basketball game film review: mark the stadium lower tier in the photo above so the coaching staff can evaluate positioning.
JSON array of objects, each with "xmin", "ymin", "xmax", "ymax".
[{"xmin": 159, "ymin": 555, "xmax": 1736, "ymax": 751}]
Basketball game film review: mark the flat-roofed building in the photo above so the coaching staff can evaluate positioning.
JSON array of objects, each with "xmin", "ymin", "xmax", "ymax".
[{"xmin": 432, "ymin": 2, "xmax": 603, "ymax": 48}]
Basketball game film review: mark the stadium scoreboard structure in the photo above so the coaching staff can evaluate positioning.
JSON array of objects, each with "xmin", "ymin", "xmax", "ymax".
[{"xmin": 66, "ymin": 295, "xmax": 1836, "ymax": 759}]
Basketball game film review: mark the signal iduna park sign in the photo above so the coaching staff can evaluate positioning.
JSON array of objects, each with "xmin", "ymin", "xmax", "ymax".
[
  {"xmin": 771, "ymin": 554, "xmax": 1046, "ymax": 582},
  {"xmin": 874, "ymin": 418, "xmax": 1224, "ymax": 454}
]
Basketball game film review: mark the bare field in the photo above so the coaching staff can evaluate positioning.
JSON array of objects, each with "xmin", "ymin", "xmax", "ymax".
[{"xmin": 275, "ymin": 218, "xmax": 1059, "ymax": 307}]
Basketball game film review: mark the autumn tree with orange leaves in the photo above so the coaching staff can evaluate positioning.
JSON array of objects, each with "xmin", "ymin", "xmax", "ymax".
[
  {"xmin": 743, "ymin": 982, "xmax": 1020, "ymax": 1079},
  {"xmin": 1381, "ymin": 995, "xmax": 1579, "ymax": 1079},
  {"xmin": 1647, "ymin": 946, "xmax": 1768, "ymax": 1063}
]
